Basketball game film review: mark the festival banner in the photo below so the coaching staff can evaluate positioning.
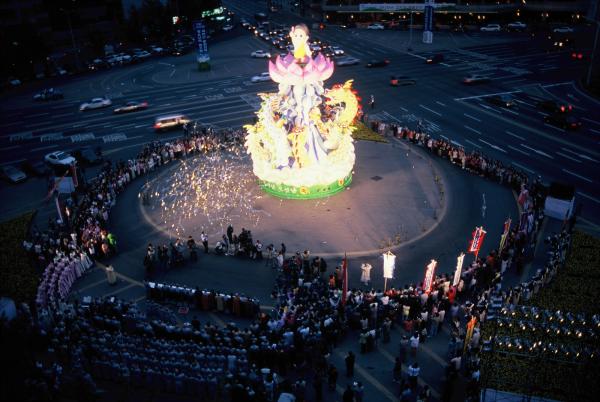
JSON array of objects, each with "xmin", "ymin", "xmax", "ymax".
[
  {"xmin": 468, "ymin": 226, "xmax": 487, "ymax": 257},
  {"xmin": 464, "ymin": 315, "xmax": 477, "ymax": 353},
  {"xmin": 423, "ymin": 259, "xmax": 437, "ymax": 293},
  {"xmin": 342, "ymin": 253, "xmax": 348, "ymax": 306},
  {"xmin": 498, "ymin": 218, "xmax": 512, "ymax": 252},
  {"xmin": 383, "ymin": 251, "xmax": 396, "ymax": 279},
  {"xmin": 453, "ymin": 253, "xmax": 465, "ymax": 287}
]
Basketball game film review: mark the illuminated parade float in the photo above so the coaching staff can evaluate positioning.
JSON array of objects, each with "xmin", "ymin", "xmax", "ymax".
[{"xmin": 245, "ymin": 24, "xmax": 360, "ymax": 199}]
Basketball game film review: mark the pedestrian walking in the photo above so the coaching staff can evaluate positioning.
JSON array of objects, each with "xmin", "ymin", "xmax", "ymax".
[
  {"xmin": 187, "ymin": 235, "xmax": 197, "ymax": 262},
  {"xmin": 327, "ymin": 364, "xmax": 338, "ymax": 391},
  {"xmin": 370, "ymin": 94, "xmax": 375, "ymax": 109},
  {"xmin": 410, "ymin": 332, "xmax": 420, "ymax": 358},
  {"xmin": 408, "ymin": 362, "xmax": 420, "ymax": 390},
  {"xmin": 393, "ymin": 357, "xmax": 402, "ymax": 383},
  {"xmin": 345, "ymin": 351, "xmax": 355, "ymax": 377},
  {"xmin": 353, "ymin": 381, "xmax": 364, "ymax": 402},
  {"xmin": 399, "ymin": 335, "xmax": 409, "ymax": 363}
]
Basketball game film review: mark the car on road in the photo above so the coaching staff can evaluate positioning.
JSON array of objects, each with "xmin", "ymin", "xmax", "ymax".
[
  {"xmin": 426, "ymin": 54, "xmax": 444, "ymax": 64},
  {"xmin": 462, "ymin": 74, "xmax": 491, "ymax": 85},
  {"xmin": 331, "ymin": 46, "xmax": 344, "ymax": 56},
  {"xmin": 223, "ymin": 24, "xmax": 234, "ymax": 31},
  {"xmin": 544, "ymin": 113, "xmax": 581, "ymax": 130},
  {"xmin": 88, "ymin": 58, "xmax": 110, "ymax": 71},
  {"xmin": 44, "ymin": 151, "xmax": 76, "ymax": 166},
  {"xmin": 507, "ymin": 21, "xmax": 527, "ymax": 31},
  {"xmin": 21, "ymin": 160, "xmax": 50, "ymax": 177},
  {"xmin": 486, "ymin": 94, "xmax": 515, "ymax": 108},
  {"xmin": 80, "ymin": 97, "xmax": 112, "ymax": 111},
  {"xmin": 154, "ymin": 114, "xmax": 190, "ymax": 132},
  {"xmin": 366, "ymin": 59, "xmax": 390, "ymax": 68},
  {"xmin": 536, "ymin": 99, "xmax": 572, "ymax": 114},
  {"xmin": 113, "ymin": 101, "xmax": 149, "ymax": 114},
  {"xmin": 132, "ymin": 50, "xmax": 152, "ymax": 60},
  {"xmin": 335, "ymin": 56, "xmax": 360, "ymax": 66},
  {"xmin": 251, "ymin": 50, "xmax": 271, "ymax": 58},
  {"xmin": 367, "ymin": 23, "xmax": 385, "ymax": 30},
  {"xmin": 171, "ymin": 47, "xmax": 189, "ymax": 56},
  {"xmin": 251, "ymin": 72, "xmax": 271, "ymax": 83},
  {"xmin": 0, "ymin": 165, "xmax": 27, "ymax": 183},
  {"xmin": 390, "ymin": 76, "xmax": 416, "ymax": 86},
  {"xmin": 149, "ymin": 45, "xmax": 165, "ymax": 54},
  {"xmin": 480, "ymin": 24, "xmax": 501, "ymax": 32},
  {"xmin": 34, "ymin": 88, "xmax": 64, "ymax": 101},
  {"xmin": 553, "ymin": 26, "xmax": 574, "ymax": 33},
  {"xmin": 73, "ymin": 146, "xmax": 103, "ymax": 165}
]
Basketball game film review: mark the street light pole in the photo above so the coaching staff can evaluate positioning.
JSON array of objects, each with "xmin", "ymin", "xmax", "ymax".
[{"xmin": 408, "ymin": 11, "xmax": 413, "ymax": 50}]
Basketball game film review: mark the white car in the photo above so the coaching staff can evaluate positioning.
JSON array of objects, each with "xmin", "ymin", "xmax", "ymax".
[
  {"xmin": 80, "ymin": 97, "xmax": 112, "ymax": 111},
  {"xmin": 223, "ymin": 24, "xmax": 234, "ymax": 31},
  {"xmin": 507, "ymin": 21, "xmax": 527, "ymax": 30},
  {"xmin": 367, "ymin": 23, "xmax": 384, "ymax": 30},
  {"xmin": 45, "ymin": 151, "xmax": 76, "ymax": 166},
  {"xmin": 251, "ymin": 50, "xmax": 271, "ymax": 58},
  {"xmin": 480, "ymin": 24, "xmax": 501, "ymax": 32},
  {"xmin": 251, "ymin": 72, "xmax": 271, "ymax": 83},
  {"xmin": 553, "ymin": 26, "xmax": 574, "ymax": 33},
  {"xmin": 133, "ymin": 50, "xmax": 151, "ymax": 59},
  {"xmin": 335, "ymin": 56, "xmax": 360, "ymax": 66},
  {"xmin": 331, "ymin": 46, "xmax": 345, "ymax": 56}
]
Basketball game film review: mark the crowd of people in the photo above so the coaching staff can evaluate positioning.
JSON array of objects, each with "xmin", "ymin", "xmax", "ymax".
[{"xmin": 12, "ymin": 116, "xmax": 576, "ymax": 402}]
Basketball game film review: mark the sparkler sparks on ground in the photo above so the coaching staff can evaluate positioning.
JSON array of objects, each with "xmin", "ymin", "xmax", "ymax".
[{"xmin": 144, "ymin": 146, "xmax": 264, "ymax": 238}]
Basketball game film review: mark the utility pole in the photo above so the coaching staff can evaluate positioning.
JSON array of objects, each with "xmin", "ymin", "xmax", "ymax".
[
  {"xmin": 587, "ymin": 21, "xmax": 599, "ymax": 86},
  {"xmin": 64, "ymin": 8, "xmax": 81, "ymax": 71}
]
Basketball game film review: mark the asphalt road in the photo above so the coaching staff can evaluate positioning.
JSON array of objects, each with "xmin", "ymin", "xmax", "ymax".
[{"xmin": 1, "ymin": 0, "xmax": 599, "ymax": 230}]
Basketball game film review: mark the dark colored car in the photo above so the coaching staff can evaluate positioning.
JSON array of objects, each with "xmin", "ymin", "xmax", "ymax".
[
  {"xmin": 73, "ymin": 146, "xmax": 103, "ymax": 165},
  {"xmin": 462, "ymin": 74, "xmax": 491, "ymax": 85},
  {"xmin": 536, "ymin": 99, "xmax": 572, "ymax": 114},
  {"xmin": 486, "ymin": 94, "xmax": 515, "ymax": 108},
  {"xmin": 21, "ymin": 160, "xmax": 50, "ymax": 177},
  {"xmin": 426, "ymin": 54, "xmax": 444, "ymax": 64},
  {"xmin": 544, "ymin": 113, "xmax": 581, "ymax": 130},
  {"xmin": 366, "ymin": 59, "xmax": 390, "ymax": 68},
  {"xmin": 390, "ymin": 76, "xmax": 416, "ymax": 86},
  {"xmin": 114, "ymin": 101, "xmax": 149, "ymax": 114},
  {"xmin": 33, "ymin": 88, "xmax": 63, "ymax": 101}
]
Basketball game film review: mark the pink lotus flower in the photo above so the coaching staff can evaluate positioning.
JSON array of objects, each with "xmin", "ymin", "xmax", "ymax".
[{"xmin": 269, "ymin": 53, "xmax": 334, "ymax": 86}]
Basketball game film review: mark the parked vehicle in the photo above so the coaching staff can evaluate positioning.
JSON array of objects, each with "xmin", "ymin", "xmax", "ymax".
[
  {"xmin": 535, "ymin": 99, "xmax": 572, "ymax": 114},
  {"xmin": 486, "ymin": 94, "xmax": 515, "ymax": 107},
  {"xmin": 462, "ymin": 74, "xmax": 491, "ymax": 84},
  {"xmin": 251, "ymin": 72, "xmax": 271, "ymax": 82},
  {"xmin": 335, "ymin": 56, "xmax": 360, "ymax": 66},
  {"xmin": 553, "ymin": 26, "xmax": 574, "ymax": 33},
  {"xmin": 0, "ymin": 165, "xmax": 27, "ymax": 183},
  {"xmin": 33, "ymin": 88, "xmax": 63, "ymax": 101},
  {"xmin": 480, "ymin": 24, "xmax": 501, "ymax": 32},
  {"xmin": 426, "ymin": 54, "xmax": 444, "ymax": 64},
  {"xmin": 44, "ymin": 151, "xmax": 76, "ymax": 166},
  {"xmin": 80, "ymin": 97, "xmax": 112, "ymax": 111},
  {"xmin": 367, "ymin": 23, "xmax": 385, "ymax": 30},
  {"xmin": 251, "ymin": 50, "xmax": 271, "ymax": 58},
  {"xmin": 544, "ymin": 113, "xmax": 581, "ymax": 130},
  {"xmin": 390, "ymin": 76, "xmax": 416, "ymax": 86},
  {"xmin": 113, "ymin": 101, "xmax": 148, "ymax": 114},
  {"xmin": 366, "ymin": 59, "xmax": 390, "ymax": 68},
  {"xmin": 73, "ymin": 146, "xmax": 103, "ymax": 165},
  {"xmin": 154, "ymin": 114, "xmax": 190, "ymax": 131},
  {"xmin": 507, "ymin": 21, "xmax": 527, "ymax": 31}
]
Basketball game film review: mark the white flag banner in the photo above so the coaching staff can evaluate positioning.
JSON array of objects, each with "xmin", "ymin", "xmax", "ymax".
[
  {"xmin": 453, "ymin": 253, "xmax": 465, "ymax": 287},
  {"xmin": 423, "ymin": 259, "xmax": 437, "ymax": 293},
  {"xmin": 383, "ymin": 251, "xmax": 396, "ymax": 279}
]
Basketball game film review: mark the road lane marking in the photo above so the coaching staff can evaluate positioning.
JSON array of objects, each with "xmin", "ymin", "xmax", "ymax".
[
  {"xmin": 577, "ymin": 192, "xmax": 600, "ymax": 204},
  {"xmin": 455, "ymin": 89, "xmax": 522, "ymax": 101},
  {"xmin": 556, "ymin": 151, "xmax": 582, "ymax": 163},
  {"xmin": 582, "ymin": 117, "xmax": 600, "ymax": 126},
  {"xmin": 514, "ymin": 99, "xmax": 535, "ymax": 108},
  {"xmin": 520, "ymin": 144, "xmax": 554, "ymax": 158},
  {"xmin": 479, "ymin": 103, "xmax": 502, "ymax": 113},
  {"xmin": 505, "ymin": 130, "xmax": 525, "ymax": 140},
  {"xmin": 561, "ymin": 147, "xmax": 598, "ymax": 162},
  {"xmin": 465, "ymin": 139, "xmax": 482, "ymax": 149},
  {"xmin": 464, "ymin": 125, "xmax": 482, "ymax": 135},
  {"xmin": 30, "ymin": 144, "xmax": 59, "ymax": 152},
  {"xmin": 464, "ymin": 113, "xmax": 481, "ymax": 122},
  {"xmin": 501, "ymin": 107, "xmax": 519, "ymax": 115},
  {"xmin": 0, "ymin": 158, "xmax": 25, "ymax": 166},
  {"xmin": 435, "ymin": 101, "xmax": 447, "ymax": 107},
  {"xmin": 0, "ymin": 145, "xmax": 20, "ymax": 151},
  {"xmin": 508, "ymin": 145, "xmax": 530, "ymax": 156},
  {"xmin": 544, "ymin": 123, "xmax": 565, "ymax": 132},
  {"xmin": 479, "ymin": 138, "xmax": 507, "ymax": 153},
  {"xmin": 562, "ymin": 169, "xmax": 592, "ymax": 183},
  {"xmin": 512, "ymin": 162, "xmax": 534, "ymax": 174},
  {"xmin": 590, "ymin": 128, "xmax": 600, "ymax": 135},
  {"xmin": 419, "ymin": 104, "xmax": 442, "ymax": 116}
]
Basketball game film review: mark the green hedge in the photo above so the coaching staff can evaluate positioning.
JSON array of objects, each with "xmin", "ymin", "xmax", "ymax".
[
  {"xmin": 0, "ymin": 212, "xmax": 38, "ymax": 303},
  {"xmin": 352, "ymin": 121, "xmax": 388, "ymax": 143}
]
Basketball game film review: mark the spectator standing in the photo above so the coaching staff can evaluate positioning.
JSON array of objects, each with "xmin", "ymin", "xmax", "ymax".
[
  {"xmin": 327, "ymin": 364, "xmax": 338, "ymax": 391},
  {"xmin": 410, "ymin": 332, "xmax": 420, "ymax": 358},
  {"xmin": 200, "ymin": 231, "xmax": 208, "ymax": 253},
  {"xmin": 408, "ymin": 362, "xmax": 420, "ymax": 390},
  {"xmin": 345, "ymin": 351, "xmax": 355, "ymax": 377}
]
